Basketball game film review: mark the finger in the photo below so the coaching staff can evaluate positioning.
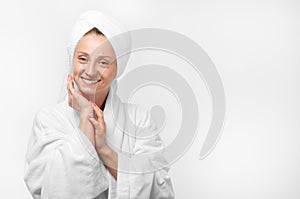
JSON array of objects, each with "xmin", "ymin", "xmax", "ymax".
[
  {"xmin": 68, "ymin": 95, "xmax": 72, "ymax": 107},
  {"xmin": 66, "ymin": 75, "xmax": 72, "ymax": 106},
  {"xmin": 67, "ymin": 89, "xmax": 73, "ymax": 107},
  {"xmin": 90, "ymin": 102, "xmax": 104, "ymax": 121},
  {"xmin": 67, "ymin": 86, "xmax": 72, "ymax": 98},
  {"xmin": 67, "ymin": 75, "xmax": 71, "ymax": 92},
  {"xmin": 67, "ymin": 74, "xmax": 71, "ymax": 92},
  {"xmin": 87, "ymin": 116, "xmax": 104, "ymax": 135},
  {"xmin": 69, "ymin": 75, "xmax": 84, "ymax": 99},
  {"xmin": 88, "ymin": 109, "xmax": 106, "ymax": 134},
  {"xmin": 68, "ymin": 74, "xmax": 75, "ymax": 94}
]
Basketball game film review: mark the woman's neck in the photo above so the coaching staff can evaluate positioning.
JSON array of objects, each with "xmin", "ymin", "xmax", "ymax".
[
  {"xmin": 79, "ymin": 88, "xmax": 109, "ymax": 111},
  {"xmin": 95, "ymin": 88, "xmax": 109, "ymax": 111}
]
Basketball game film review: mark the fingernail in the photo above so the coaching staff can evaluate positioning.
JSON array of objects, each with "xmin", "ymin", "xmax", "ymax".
[
  {"xmin": 90, "ymin": 101, "xmax": 96, "ymax": 106},
  {"xmin": 87, "ymin": 115, "xmax": 92, "ymax": 119}
]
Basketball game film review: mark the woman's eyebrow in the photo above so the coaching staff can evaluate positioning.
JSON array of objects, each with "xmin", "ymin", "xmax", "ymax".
[
  {"xmin": 97, "ymin": 55, "xmax": 112, "ymax": 59},
  {"xmin": 77, "ymin": 51, "xmax": 112, "ymax": 60},
  {"xmin": 77, "ymin": 51, "xmax": 89, "ymax": 55}
]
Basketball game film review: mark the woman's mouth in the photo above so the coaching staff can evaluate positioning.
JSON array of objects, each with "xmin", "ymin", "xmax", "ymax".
[{"xmin": 81, "ymin": 77, "xmax": 101, "ymax": 85}]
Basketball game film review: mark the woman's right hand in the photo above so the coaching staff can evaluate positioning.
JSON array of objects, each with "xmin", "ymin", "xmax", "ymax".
[
  {"xmin": 67, "ymin": 74, "xmax": 96, "ymax": 147},
  {"xmin": 67, "ymin": 74, "xmax": 93, "ymax": 116}
]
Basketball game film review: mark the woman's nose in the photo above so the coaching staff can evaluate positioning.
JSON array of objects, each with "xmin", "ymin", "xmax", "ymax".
[
  {"xmin": 85, "ymin": 61, "xmax": 98, "ymax": 76},
  {"xmin": 85, "ymin": 60, "xmax": 106, "ymax": 77}
]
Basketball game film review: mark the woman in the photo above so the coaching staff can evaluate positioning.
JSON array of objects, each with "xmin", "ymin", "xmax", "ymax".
[{"xmin": 24, "ymin": 10, "xmax": 174, "ymax": 199}]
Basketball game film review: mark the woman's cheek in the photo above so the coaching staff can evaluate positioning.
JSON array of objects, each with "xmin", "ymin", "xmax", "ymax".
[{"xmin": 72, "ymin": 63, "xmax": 79, "ymax": 77}]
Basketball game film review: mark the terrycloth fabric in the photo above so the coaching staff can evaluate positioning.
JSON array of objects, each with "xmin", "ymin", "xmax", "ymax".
[
  {"xmin": 24, "ymin": 85, "xmax": 175, "ymax": 198},
  {"xmin": 24, "ymin": 10, "xmax": 175, "ymax": 199}
]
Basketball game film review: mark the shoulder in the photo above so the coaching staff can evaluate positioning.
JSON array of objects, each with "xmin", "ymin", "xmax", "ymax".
[
  {"xmin": 33, "ymin": 101, "xmax": 67, "ymax": 130},
  {"xmin": 34, "ymin": 101, "xmax": 63, "ymax": 120}
]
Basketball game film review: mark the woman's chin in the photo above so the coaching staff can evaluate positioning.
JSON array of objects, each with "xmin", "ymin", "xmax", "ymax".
[
  {"xmin": 77, "ymin": 82, "xmax": 107, "ymax": 98},
  {"xmin": 78, "ymin": 88, "xmax": 96, "ymax": 98}
]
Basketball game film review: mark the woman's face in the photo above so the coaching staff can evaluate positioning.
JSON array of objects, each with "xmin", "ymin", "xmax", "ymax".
[{"xmin": 73, "ymin": 33, "xmax": 117, "ymax": 100}]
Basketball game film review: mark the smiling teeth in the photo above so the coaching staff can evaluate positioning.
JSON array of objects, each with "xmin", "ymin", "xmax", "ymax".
[{"xmin": 81, "ymin": 78, "xmax": 100, "ymax": 84}]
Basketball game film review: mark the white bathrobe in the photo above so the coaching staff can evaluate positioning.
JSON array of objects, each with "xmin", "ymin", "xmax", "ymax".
[
  {"xmin": 24, "ymin": 10, "xmax": 175, "ymax": 198},
  {"xmin": 24, "ymin": 79, "xmax": 175, "ymax": 199}
]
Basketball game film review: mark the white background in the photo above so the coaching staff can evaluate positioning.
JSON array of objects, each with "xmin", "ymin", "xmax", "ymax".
[{"xmin": 1, "ymin": 0, "xmax": 300, "ymax": 198}]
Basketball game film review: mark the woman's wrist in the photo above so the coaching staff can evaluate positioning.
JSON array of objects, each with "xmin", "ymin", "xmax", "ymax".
[
  {"xmin": 97, "ymin": 145, "xmax": 118, "ymax": 167},
  {"xmin": 79, "ymin": 110, "xmax": 95, "ymax": 147},
  {"xmin": 80, "ymin": 107, "xmax": 93, "ymax": 117},
  {"xmin": 97, "ymin": 145, "xmax": 118, "ymax": 180},
  {"xmin": 96, "ymin": 143, "xmax": 111, "ymax": 157}
]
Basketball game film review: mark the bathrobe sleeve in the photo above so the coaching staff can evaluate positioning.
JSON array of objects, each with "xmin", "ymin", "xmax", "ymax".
[
  {"xmin": 24, "ymin": 107, "xmax": 108, "ymax": 199},
  {"xmin": 115, "ymin": 105, "xmax": 175, "ymax": 199}
]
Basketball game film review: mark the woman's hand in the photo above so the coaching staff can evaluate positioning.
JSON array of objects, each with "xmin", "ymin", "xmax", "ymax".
[
  {"xmin": 87, "ymin": 102, "xmax": 107, "ymax": 152},
  {"xmin": 88, "ymin": 103, "xmax": 118, "ymax": 180},
  {"xmin": 67, "ymin": 74, "xmax": 96, "ymax": 147},
  {"xmin": 67, "ymin": 74, "xmax": 93, "ymax": 115}
]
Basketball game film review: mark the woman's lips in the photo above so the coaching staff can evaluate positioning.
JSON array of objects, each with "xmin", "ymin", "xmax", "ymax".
[{"xmin": 81, "ymin": 77, "xmax": 101, "ymax": 85}]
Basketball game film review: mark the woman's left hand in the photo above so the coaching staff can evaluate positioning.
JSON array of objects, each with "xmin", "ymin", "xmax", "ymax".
[
  {"xmin": 88, "ymin": 102, "xmax": 118, "ymax": 180},
  {"xmin": 87, "ymin": 102, "xmax": 107, "ymax": 153}
]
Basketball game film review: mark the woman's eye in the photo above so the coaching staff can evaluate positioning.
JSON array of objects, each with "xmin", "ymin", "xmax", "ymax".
[
  {"xmin": 97, "ymin": 60, "xmax": 109, "ymax": 67},
  {"xmin": 79, "ymin": 57, "xmax": 88, "ymax": 63}
]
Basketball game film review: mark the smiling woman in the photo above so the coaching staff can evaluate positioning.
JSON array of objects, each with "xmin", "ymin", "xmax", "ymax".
[
  {"xmin": 72, "ymin": 27, "xmax": 117, "ymax": 106},
  {"xmin": 23, "ymin": 10, "xmax": 175, "ymax": 199}
]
